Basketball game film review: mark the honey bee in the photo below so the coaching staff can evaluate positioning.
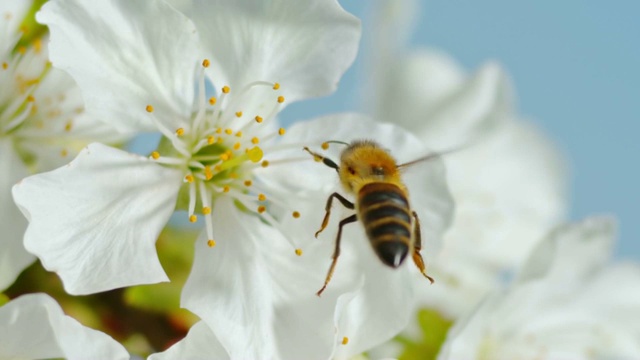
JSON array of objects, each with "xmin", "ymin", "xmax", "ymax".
[{"xmin": 304, "ymin": 140, "xmax": 439, "ymax": 296}]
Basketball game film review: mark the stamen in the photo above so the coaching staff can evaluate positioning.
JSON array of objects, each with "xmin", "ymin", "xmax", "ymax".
[
  {"xmin": 273, "ymin": 82, "xmax": 280, "ymax": 90},
  {"xmin": 189, "ymin": 215, "xmax": 197, "ymax": 223},
  {"xmin": 235, "ymin": 111, "xmax": 243, "ymax": 118},
  {"xmin": 235, "ymin": 131, "xmax": 243, "ymax": 137},
  {"xmin": 188, "ymin": 180, "xmax": 196, "ymax": 219},
  {"xmin": 185, "ymin": 174, "xmax": 195, "ymax": 183},
  {"xmin": 207, "ymin": 240, "xmax": 216, "ymax": 247},
  {"xmin": 251, "ymin": 137, "xmax": 260, "ymax": 144},
  {"xmin": 233, "ymin": 142, "xmax": 241, "ymax": 150},
  {"xmin": 146, "ymin": 105, "xmax": 154, "ymax": 112},
  {"xmin": 202, "ymin": 206, "xmax": 212, "ymax": 215},
  {"xmin": 176, "ymin": 128, "xmax": 185, "ymax": 136},
  {"xmin": 255, "ymin": 116, "xmax": 263, "ymax": 123},
  {"xmin": 261, "ymin": 160, "xmax": 269, "ymax": 167},
  {"xmin": 258, "ymin": 194, "xmax": 266, "ymax": 201},
  {"xmin": 225, "ymin": 128, "xmax": 233, "ymax": 135},
  {"xmin": 2, "ymin": 62, "xmax": 7, "ymax": 70},
  {"xmin": 342, "ymin": 337, "xmax": 349, "ymax": 345},
  {"xmin": 278, "ymin": 128, "xmax": 286, "ymax": 136},
  {"xmin": 244, "ymin": 180, "xmax": 253, "ymax": 187},
  {"xmin": 222, "ymin": 86, "xmax": 230, "ymax": 94},
  {"xmin": 223, "ymin": 186, "xmax": 230, "ymax": 193},
  {"xmin": 292, "ymin": 211, "xmax": 301, "ymax": 218},
  {"xmin": 209, "ymin": 97, "xmax": 217, "ymax": 105},
  {"xmin": 257, "ymin": 205, "xmax": 266, "ymax": 213},
  {"xmin": 64, "ymin": 121, "xmax": 73, "ymax": 132},
  {"xmin": 321, "ymin": 142, "xmax": 329, "ymax": 150},
  {"xmin": 277, "ymin": 96, "xmax": 285, "ymax": 103},
  {"xmin": 151, "ymin": 151, "xmax": 160, "ymax": 160},
  {"xmin": 295, "ymin": 248, "xmax": 303, "ymax": 256},
  {"xmin": 202, "ymin": 59, "xmax": 210, "ymax": 68},
  {"xmin": 204, "ymin": 166, "xmax": 213, "ymax": 180}
]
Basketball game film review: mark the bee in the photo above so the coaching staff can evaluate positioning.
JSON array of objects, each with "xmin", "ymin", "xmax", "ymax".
[{"xmin": 304, "ymin": 140, "xmax": 438, "ymax": 296}]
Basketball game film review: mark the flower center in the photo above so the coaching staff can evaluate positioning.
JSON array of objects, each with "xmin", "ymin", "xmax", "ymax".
[{"xmin": 147, "ymin": 59, "xmax": 302, "ymax": 252}]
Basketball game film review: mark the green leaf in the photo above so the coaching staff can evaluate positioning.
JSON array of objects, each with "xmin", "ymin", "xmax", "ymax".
[{"xmin": 396, "ymin": 308, "xmax": 453, "ymax": 360}]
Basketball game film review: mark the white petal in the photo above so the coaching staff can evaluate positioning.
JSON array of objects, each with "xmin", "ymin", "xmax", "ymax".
[
  {"xmin": 180, "ymin": 0, "xmax": 361, "ymax": 103},
  {"xmin": 0, "ymin": 139, "xmax": 34, "ymax": 290},
  {"xmin": 181, "ymin": 198, "xmax": 278, "ymax": 359},
  {"xmin": 375, "ymin": 51, "xmax": 511, "ymax": 150},
  {"xmin": 148, "ymin": 321, "xmax": 229, "ymax": 360},
  {"xmin": 0, "ymin": 293, "xmax": 128, "ymax": 359},
  {"xmin": 444, "ymin": 119, "xmax": 568, "ymax": 269},
  {"xmin": 37, "ymin": 0, "xmax": 199, "ymax": 133},
  {"xmin": 517, "ymin": 216, "xmax": 616, "ymax": 284},
  {"xmin": 12, "ymin": 143, "xmax": 183, "ymax": 294}
]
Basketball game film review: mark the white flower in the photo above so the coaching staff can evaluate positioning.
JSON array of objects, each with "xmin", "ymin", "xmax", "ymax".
[
  {"xmin": 367, "ymin": 0, "xmax": 567, "ymax": 319},
  {"xmin": 0, "ymin": 0, "xmax": 123, "ymax": 290},
  {"xmin": 439, "ymin": 217, "xmax": 640, "ymax": 359},
  {"xmin": 13, "ymin": 0, "xmax": 359, "ymax": 295},
  {"xmin": 151, "ymin": 113, "xmax": 453, "ymax": 359},
  {"xmin": 0, "ymin": 293, "xmax": 128, "ymax": 359}
]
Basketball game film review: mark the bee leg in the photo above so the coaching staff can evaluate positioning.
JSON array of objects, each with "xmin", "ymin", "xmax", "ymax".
[
  {"xmin": 303, "ymin": 147, "xmax": 340, "ymax": 173},
  {"xmin": 315, "ymin": 192, "xmax": 354, "ymax": 238},
  {"xmin": 411, "ymin": 211, "xmax": 435, "ymax": 284},
  {"xmin": 317, "ymin": 214, "xmax": 357, "ymax": 297}
]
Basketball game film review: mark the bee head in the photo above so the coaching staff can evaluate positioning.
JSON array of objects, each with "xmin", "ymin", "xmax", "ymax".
[{"xmin": 338, "ymin": 140, "xmax": 399, "ymax": 193}]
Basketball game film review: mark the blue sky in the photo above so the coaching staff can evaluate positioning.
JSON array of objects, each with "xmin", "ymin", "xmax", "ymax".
[{"xmin": 280, "ymin": 1, "xmax": 639, "ymax": 260}]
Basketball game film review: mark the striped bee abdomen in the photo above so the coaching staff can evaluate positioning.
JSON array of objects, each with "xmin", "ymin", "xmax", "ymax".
[{"xmin": 357, "ymin": 182, "xmax": 412, "ymax": 268}]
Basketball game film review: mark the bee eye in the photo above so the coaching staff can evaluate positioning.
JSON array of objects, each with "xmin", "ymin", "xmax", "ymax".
[
  {"xmin": 372, "ymin": 166, "xmax": 384, "ymax": 176},
  {"xmin": 347, "ymin": 166, "xmax": 356, "ymax": 175}
]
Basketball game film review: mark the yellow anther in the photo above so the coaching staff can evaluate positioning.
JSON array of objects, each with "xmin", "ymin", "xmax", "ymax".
[
  {"xmin": 145, "ymin": 105, "xmax": 154, "ymax": 113},
  {"xmin": 258, "ymin": 194, "xmax": 266, "ymax": 201},
  {"xmin": 220, "ymin": 153, "xmax": 230, "ymax": 161},
  {"xmin": 261, "ymin": 160, "xmax": 270, "ymax": 168},
  {"xmin": 60, "ymin": 149, "xmax": 68, "ymax": 157},
  {"xmin": 292, "ymin": 211, "xmax": 301, "ymax": 218},
  {"xmin": 204, "ymin": 166, "xmax": 213, "ymax": 180},
  {"xmin": 202, "ymin": 207, "xmax": 212, "ymax": 215},
  {"xmin": 223, "ymin": 185, "xmax": 230, "ymax": 193},
  {"xmin": 277, "ymin": 95, "xmax": 285, "ymax": 103},
  {"xmin": 222, "ymin": 85, "xmax": 230, "ymax": 94},
  {"xmin": 244, "ymin": 180, "xmax": 253, "ymax": 187},
  {"xmin": 278, "ymin": 128, "xmax": 286, "ymax": 136},
  {"xmin": 202, "ymin": 59, "xmax": 210, "ymax": 68},
  {"xmin": 342, "ymin": 337, "xmax": 349, "ymax": 345},
  {"xmin": 233, "ymin": 142, "xmax": 241, "ymax": 150},
  {"xmin": 26, "ymin": 95, "xmax": 35, "ymax": 102},
  {"xmin": 176, "ymin": 128, "xmax": 185, "ymax": 136},
  {"xmin": 225, "ymin": 128, "xmax": 233, "ymax": 135},
  {"xmin": 209, "ymin": 96, "xmax": 217, "ymax": 105},
  {"xmin": 151, "ymin": 151, "xmax": 160, "ymax": 160},
  {"xmin": 64, "ymin": 121, "xmax": 73, "ymax": 132},
  {"xmin": 185, "ymin": 174, "xmax": 194, "ymax": 183},
  {"xmin": 254, "ymin": 116, "xmax": 263, "ymax": 123},
  {"xmin": 251, "ymin": 137, "xmax": 260, "ymax": 144},
  {"xmin": 295, "ymin": 248, "xmax": 303, "ymax": 256},
  {"xmin": 235, "ymin": 131, "xmax": 243, "ymax": 137},
  {"xmin": 235, "ymin": 111, "xmax": 243, "ymax": 118},
  {"xmin": 207, "ymin": 240, "xmax": 216, "ymax": 248},
  {"xmin": 273, "ymin": 82, "xmax": 280, "ymax": 90},
  {"xmin": 189, "ymin": 215, "xmax": 198, "ymax": 223},
  {"xmin": 321, "ymin": 142, "xmax": 329, "ymax": 150},
  {"xmin": 257, "ymin": 205, "xmax": 266, "ymax": 214},
  {"xmin": 216, "ymin": 127, "xmax": 222, "ymax": 134},
  {"xmin": 247, "ymin": 146, "xmax": 263, "ymax": 162},
  {"xmin": 207, "ymin": 136, "xmax": 215, "ymax": 144},
  {"xmin": 1, "ymin": 62, "xmax": 7, "ymax": 70}
]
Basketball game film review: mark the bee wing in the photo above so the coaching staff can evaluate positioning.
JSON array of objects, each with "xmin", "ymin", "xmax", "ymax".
[{"xmin": 396, "ymin": 145, "xmax": 465, "ymax": 169}]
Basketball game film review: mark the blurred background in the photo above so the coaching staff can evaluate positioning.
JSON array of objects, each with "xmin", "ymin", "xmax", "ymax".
[{"xmin": 281, "ymin": 1, "xmax": 640, "ymax": 260}]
